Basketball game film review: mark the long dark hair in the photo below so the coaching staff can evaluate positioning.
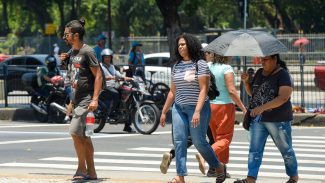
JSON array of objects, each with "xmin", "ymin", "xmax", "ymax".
[
  {"xmin": 65, "ymin": 17, "xmax": 86, "ymax": 41},
  {"xmin": 174, "ymin": 33, "xmax": 204, "ymax": 63},
  {"xmin": 272, "ymin": 54, "xmax": 288, "ymax": 71}
]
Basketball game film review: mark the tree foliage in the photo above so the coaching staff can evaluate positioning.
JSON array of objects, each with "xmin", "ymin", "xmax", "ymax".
[{"xmin": 0, "ymin": 0, "xmax": 324, "ymax": 39}]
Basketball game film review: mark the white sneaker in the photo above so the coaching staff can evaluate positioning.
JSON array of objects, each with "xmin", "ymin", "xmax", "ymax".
[
  {"xmin": 196, "ymin": 153, "xmax": 206, "ymax": 175},
  {"xmin": 160, "ymin": 152, "xmax": 172, "ymax": 174}
]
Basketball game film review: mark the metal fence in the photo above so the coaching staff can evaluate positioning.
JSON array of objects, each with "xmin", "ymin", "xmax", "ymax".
[{"xmin": 1, "ymin": 63, "xmax": 324, "ymax": 112}]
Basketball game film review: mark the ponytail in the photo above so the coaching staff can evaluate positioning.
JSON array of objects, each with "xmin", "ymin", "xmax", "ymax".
[{"xmin": 274, "ymin": 54, "xmax": 288, "ymax": 71}]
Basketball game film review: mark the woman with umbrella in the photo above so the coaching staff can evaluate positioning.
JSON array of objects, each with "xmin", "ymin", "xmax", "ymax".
[{"xmin": 237, "ymin": 54, "xmax": 299, "ymax": 183}]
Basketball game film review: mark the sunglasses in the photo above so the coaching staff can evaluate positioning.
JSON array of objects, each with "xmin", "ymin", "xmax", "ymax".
[
  {"xmin": 205, "ymin": 51, "xmax": 212, "ymax": 54},
  {"xmin": 63, "ymin": 32, "xmax": 74, "ymax": 38}
]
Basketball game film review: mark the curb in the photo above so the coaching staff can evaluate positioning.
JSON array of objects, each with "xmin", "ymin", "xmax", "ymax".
[{"xmin": 1, "ymin": 107, "xmax": 325, "ymax": 126}]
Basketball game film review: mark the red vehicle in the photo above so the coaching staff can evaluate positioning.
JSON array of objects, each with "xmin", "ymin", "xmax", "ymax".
[
  {"xmin": 0, "ymin": 54, "xmax": 10, "ymax": 62},
  {"xmin": 314, "ymin": 62, "xmax": 325, "ymax": 90}
]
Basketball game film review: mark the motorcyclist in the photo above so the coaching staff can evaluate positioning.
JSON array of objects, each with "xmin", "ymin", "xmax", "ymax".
[
  {"xmin": 99, "ymin": 48, "xmax": 134, "ymax": 133},
  {"xmin": 36, "ymin": 55, "xmax": 61, "ymax": 96}
]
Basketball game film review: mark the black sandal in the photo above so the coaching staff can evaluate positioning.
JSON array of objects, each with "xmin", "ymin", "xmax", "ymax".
[
  {"xmin": 215, "ymin": 164, "xmax": 227, "ymax": 183},
  {"xmin": 234, "ymin": 179, "xmax": 248, "ymax": 183},
  {"xmin": 286, "ymin": 178, "xmax": 297, "ymax": 183}
]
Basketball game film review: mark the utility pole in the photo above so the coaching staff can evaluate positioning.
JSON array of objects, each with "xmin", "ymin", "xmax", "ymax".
[
  {"xmin": 107, "ymin": 0, "xmax": 112, "ymax": 49},
  {"xmin": 243, "ymin": 0, "xmax": 247, "ymax": 29}
]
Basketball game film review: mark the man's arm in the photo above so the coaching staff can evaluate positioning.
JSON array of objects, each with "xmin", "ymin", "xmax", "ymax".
[{"xmin": 88, "ymin": 66, "xmax": 103, "ymax": 111}]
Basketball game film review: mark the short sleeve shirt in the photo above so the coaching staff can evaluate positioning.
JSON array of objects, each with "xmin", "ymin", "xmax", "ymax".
[
  {"xmin": 208, "ymin": 63, "xmax": 235, "ymax": 104},
  {"xmin": 100, "ymin": 63, "xmax": 123, "ymax": 87},
  {"xmin": 250, "ymin": 68, "xmax": 293, "ymax": 122},
  {"xmin": 172, "ymin": 59, "xmax": 210, "ymax": 105},
  {"xmin": 70, "ymin": 44, "xmax": 99, "ymax": 106}
]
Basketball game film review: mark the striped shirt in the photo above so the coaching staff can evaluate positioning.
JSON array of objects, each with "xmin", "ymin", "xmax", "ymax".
[{"xmin": 172, "ymin": 59, "xmax": 210, "ymax": 105}]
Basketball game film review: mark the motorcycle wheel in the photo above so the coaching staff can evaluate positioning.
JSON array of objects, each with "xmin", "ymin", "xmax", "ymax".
[
  {"xmin": 133, "ymin": 103, "xmax": 160, "ymax": 135},
  {"xmin": 94, "ymin": 101, "xmax": 108, "ymax": 133},
  {"xmin": 150, "ymin": 83, "xmax": 170, "ymax": 109},
  {"xmin": 33, "ymin": 100, "xmax": 48, "ymax": 123}
]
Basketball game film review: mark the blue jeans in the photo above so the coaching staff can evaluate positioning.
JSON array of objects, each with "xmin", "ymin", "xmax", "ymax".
[
  {"xmin": 248, "ymin": 116, "xmax": 298, "ymax": 179},
  {"xmin": 172, "ymin": 101, "xmax": 221, "ymax": 176}
]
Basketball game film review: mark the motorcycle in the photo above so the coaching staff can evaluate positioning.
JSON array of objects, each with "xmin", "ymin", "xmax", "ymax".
[
  {"xmin": 95, "ymin": 76, "xmax": 160, "ymax": 135},
  {"xmin": 21, "ymin": 72, "xmax": 69, "ymax": 123}
]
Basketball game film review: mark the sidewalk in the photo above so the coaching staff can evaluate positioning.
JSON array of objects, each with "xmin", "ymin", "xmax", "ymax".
[
  {"xmin": 0, "ymin": 169, "xmax": 322, "ymax": 183},
  {"xmin": 1, "ymin": 107, "xmax": 325, "ymax": 126}
]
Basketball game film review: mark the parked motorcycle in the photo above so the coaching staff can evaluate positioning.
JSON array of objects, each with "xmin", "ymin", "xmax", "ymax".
[
  {"xmin": 95, "ymin": 76, "xmax": 160, "ymax": 135},
  {"xmin": 21, "ymin": 72, "xmax": 69, "ymax": 123}
]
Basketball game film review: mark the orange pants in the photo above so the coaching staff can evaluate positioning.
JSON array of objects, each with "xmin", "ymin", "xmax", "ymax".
[{"xmin": 209, "ymin": 103, "xmax": 235, "ymax": 164}]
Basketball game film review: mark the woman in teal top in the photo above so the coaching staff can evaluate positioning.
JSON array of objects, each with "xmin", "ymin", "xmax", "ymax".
[{"xmin": 208, "ymin": 54, "xmax": 246, "ymax": 174}]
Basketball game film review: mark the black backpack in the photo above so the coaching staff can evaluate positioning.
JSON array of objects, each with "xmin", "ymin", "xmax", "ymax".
[{"xmin": 195, "ymin": 62, "xmax": 220, "ymax": 100}]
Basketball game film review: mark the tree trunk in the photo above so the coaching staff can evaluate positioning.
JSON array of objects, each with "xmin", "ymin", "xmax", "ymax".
[
  {"xmin": 70, "ymin": 0, "xmax": 77, "ymax": 20},
  {"xmin": 56, "ymin": 0, "xmax": 65, "ymax": 37},
  {"xmin": 24, "ymin": 1, "xmax": 52, "ymax": 33},
  {"xmin": 0, "ymin": 0, "xmax": 10, "ymax": 36},
  {"xmin": 156, "ymin": 0, "xmax": 182, "ymax": 64},
  {"xmin": 274, "ymin": 0, "xmax": 297, "ymax": 33}
]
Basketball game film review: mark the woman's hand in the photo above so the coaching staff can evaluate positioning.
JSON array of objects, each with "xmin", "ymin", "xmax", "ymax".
[
  {"xmin": 241, "ymin": 72, "xmax": 249, "ymax": 83},
  {"xmin": 191, "ymin": 111, "xmax": 200, "ymax": 128},
  {"xmin": 250, "ymin": 106, "xmax": 264, "ymax": 117},
  {"xmin": 160, "ymin": 113, "xmax": 166, "ymax": 127}
]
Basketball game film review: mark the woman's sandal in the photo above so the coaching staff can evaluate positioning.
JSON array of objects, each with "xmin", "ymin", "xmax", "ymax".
[
  {"xmin": 167, "ymin": 178, "xmax": 179, "ymax": 183},
  {"xmin": 215, "ymin": 164, "xmax": 227, "ymax": 183},
  {"xmin": 286, "ymin": 178, "xmax": 297, "ymax": 183}
]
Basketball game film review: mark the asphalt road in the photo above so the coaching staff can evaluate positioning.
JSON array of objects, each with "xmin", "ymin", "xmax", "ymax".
[{"xmin": 0, "ymin": 121, "xmax": 325, "ymax": 183}]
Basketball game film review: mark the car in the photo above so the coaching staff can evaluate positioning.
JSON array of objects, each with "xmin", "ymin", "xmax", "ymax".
[
  {"xmin": 143, "ymin": 52, "xmax": 171, "ymax": 85},
  {"xmin": 0, "ymin": 54, "xmax": 61, "ymax": 92},
  {"xmin": 0, "ymin": 54, "xmax": 10, "ymax": 62},
  {"xmin": 314, "ymin": 61, "xmax": 325, "ymax": 90}
]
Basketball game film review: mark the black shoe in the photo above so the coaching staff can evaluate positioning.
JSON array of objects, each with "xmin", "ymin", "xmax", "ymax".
[
  {"xmin": 123, "ymin": 126, "xmax": 136, "ymax": 133},
  {"xmin": 207, "ymin": 167, "xmax": 231, "ymax": 178}
]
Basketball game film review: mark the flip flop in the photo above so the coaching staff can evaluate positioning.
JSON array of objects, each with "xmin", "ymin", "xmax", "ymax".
[{"xmin": 72, "ymin": 173, "xmax": 87, "ymax": 180}]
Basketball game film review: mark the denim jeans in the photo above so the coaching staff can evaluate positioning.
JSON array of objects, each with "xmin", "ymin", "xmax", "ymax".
[
  {"xmin": 172, "ymin": 101, "xmax": 221, "ymax": 176},
  {"xmin": 248, "ymin": 116, "xmax": 298, "ymax": 179}
]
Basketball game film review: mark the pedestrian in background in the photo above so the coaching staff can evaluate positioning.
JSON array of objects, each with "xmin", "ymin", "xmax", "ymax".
[
  {"xmin": 93, "ymin": 34, "xmax": 107, "ymax": 62},
  {"xmin": 207, "ymin": 54, "xmax": 246, "ymax": 178},
  {"xmin": 127, "ymin": 42, "xmax": 144, "ymax": 77},
  {"xmin": 160, "ymin": 33, "xmax": 226, "ymax": 183},
  {"xmin": 63, "ymin": 17, "xmax": 103, "ymax": 181},
  {"xmin": 236, "ymin": 54, "xmax": 298, "ymax": 183}
]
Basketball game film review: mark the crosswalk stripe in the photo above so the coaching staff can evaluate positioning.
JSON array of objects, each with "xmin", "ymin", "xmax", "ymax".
[
  {"xmin": 131, "ymin": 147, "xmax": 325, "ymax": 158},
  {"xmin": 95, "ymin": 152, "xmax": 198, "ymax": 159},
  {"xmin": 40, "ymin": 156, "xmax": 325, "ymax": 167},
  {"xmin": 231, "ymin": 141, "xmax": 325, "ymax": 148},
  {"xmin": 40, "ymin": 157, "xmax": 197, "ymax": 166}
]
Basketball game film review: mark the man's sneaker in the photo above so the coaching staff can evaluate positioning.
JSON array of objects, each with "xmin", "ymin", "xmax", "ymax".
[
  {"xmin": 207, "ymin": 166, "xmax": 231, "ymax": 178},
  {"xmin": 160, "ymin": 152, "xmax": 172, "ymax": 174},
  {"xmin": 195, "ymin": 153, "xmax": 206, "ymax": 175}
]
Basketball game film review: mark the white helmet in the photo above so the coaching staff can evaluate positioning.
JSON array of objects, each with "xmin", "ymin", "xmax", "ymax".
[{"xmin": 101, "ymin": 48, "xmax": 114, "ymax": 57}]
